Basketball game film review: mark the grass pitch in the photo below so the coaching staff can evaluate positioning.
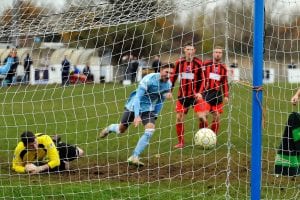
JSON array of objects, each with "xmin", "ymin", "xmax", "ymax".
[{"xmin": 0, "ymin": 82, "xmax": 299, "ymax": 199}]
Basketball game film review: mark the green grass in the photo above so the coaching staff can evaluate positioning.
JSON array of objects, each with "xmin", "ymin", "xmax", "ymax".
[{"xmin": 0, "ymin": 82, "xmax": 299, "ymax": 199}]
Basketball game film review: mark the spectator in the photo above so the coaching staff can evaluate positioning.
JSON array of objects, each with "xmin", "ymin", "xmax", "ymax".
[
  {"xmin": 73, "ymin": 65, "xmax": 80, "ymax": 75},
  {"xmin": 123, "ymin": 54, "xmax": 132, "ymax": 81},
  {"xmin": 23, "ymin": 53, "xmax": 33, "ymax": 84},
  {"xmin": 61, "ymin": 55, "xmax": 71, "ymax": 86},
  {"xmin": 70, "ymin": 65, "xmax": 87, "ymax": 84},
  {"xmin": 120, "ymin": 54, "xmax": 129, "ymax": 81},
  {"xmin": 0, "ymin": 50, "xmax": 16, "ymax": 75},
  {"xmin": 152, "ymin": 55, "xmax": 162, "ymax": 73},
  {"xmin": 274, "ymin": 89, "xmax": 300, "ymax": 176},
  {"xmin": 83, "ymin": 64, "xmax": 94, "ymax": 82},
  {"xmin": 4, "ymin": 49, "xmax": 19, "ymax": 86},
  {"xmin": 12, "ymin": 131, "xmax": 84, "ymax": 174},
  {"xmin": 288, "ymin": 60, "xmax": 297, "ymax": 69},
  {"xmin": 129, "ymin": 56, "xmax": 139, "ymax": 83},
  {"xmin": 230, "ymin": 59, "xmax": 238, "ymax": 68}
]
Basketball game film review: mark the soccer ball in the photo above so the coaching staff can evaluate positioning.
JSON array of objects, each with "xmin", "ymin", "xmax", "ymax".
[{"xmin": 194, "ymin": 128, "xmax": 217, "ymax": 149}]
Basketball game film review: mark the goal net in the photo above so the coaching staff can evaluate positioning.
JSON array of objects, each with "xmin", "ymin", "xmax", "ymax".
[{"xmin": 0, "ymin": 0, "xmax": 299, "ymax": 199}]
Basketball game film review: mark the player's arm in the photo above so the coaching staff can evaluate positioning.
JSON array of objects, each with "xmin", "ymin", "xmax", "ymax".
[
  {"xmin": 199, "ymin": 69, "xmax": 206, "ymax": 95},
  {"xmin": 154, "ymin": 94, "xmax": 167, "ymax": 116},
  {"xmin": 222, "ymin": 66, "xmax": 229, "ymax": 100},
  {"xmin": 291, "ymin": 88, "xmax": 300, "ymax": 105},
  {"xmin": 12, "ymin": 144, "xmax": 26, "ymax": 173},
  {"xmin": 133, "ymin": 86, "xmax": 146, "ymax": 118},
  {"xmin": 194, "ymin": 62, "xmax": 205, "ymax": 99},
  {"xmin": 169, "ymin": 60, "xmax": 180, "ymax": 90},
  {"xmin": 44, "ymin": 136, "xmax": 60, "ymax": 169},
  {"xmin": 32, "ymin": 136, "xmax": 60, "ymax": 174},
  {"xmin": 132, "ymin": 84, "xmax": 147, "ymax": 127}
]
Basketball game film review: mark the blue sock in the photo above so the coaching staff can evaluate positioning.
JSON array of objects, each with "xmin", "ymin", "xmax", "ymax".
[
  {"xmin": 108, "ymin": 124, "xmax": 120, "ymax": 134},
  {"xmin": 132, "ymin": 129, "xmax": 154, "ymax": 157}
]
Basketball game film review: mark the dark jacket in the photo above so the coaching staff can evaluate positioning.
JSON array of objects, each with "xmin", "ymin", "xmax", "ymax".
[{"xmin": 24, "ymin": 55, "xmax": 33, "ymax": 71}]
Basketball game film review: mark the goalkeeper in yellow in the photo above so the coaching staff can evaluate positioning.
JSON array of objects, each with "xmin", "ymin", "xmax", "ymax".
[{"xmin": 12, "ymin": 131, "xmax": 84, "ymax": 174}]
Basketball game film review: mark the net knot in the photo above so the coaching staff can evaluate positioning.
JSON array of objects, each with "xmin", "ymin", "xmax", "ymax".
[{"xmin": 252, "ymin": 86, "xmax": 263, "ymax": 92}]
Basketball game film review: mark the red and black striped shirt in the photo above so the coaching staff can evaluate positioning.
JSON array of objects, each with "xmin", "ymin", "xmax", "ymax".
[
  {"xmin": 203, "ymin": 60, "xmax": 229, "ymax": 98},
  {"xmin": 170, "ymin": 57, "xmax": 204, "ymax": 99}
]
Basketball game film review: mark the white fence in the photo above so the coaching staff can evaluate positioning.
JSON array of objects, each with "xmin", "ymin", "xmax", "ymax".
[
  {"xmin": 10, "ymin": 66, "xmax": 300, "ymax": 85},
  {"xmin": 14, "ymin": 65, "xmax": 113, "ymax": 85}
]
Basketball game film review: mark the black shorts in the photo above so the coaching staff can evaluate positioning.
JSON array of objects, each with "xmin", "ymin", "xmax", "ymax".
[
  {"xmin": 37, "ymin": 142, "xmax": 79, "ymax": 172},
  {"xmin": 203, "ymin": 90, "xmax": 223, "ymax": 106},
  {"xmin": 50, "ymin": 142, "xmax": 79, "ymax": 172},
  {"xmin": 120, "ymin": 109, "xmax": 156, "ymax": 127},
  {"xmin": 178, "ymin": 97, "xmax": 197, "ymax": 108},
  {"xmin": 56, "ymin": 142, "xmax": 79, "ymax": 162}
]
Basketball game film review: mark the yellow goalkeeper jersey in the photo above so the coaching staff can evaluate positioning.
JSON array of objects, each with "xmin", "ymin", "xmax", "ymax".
[{"xmin": 12, "ymin": 133, "xmax": 60, "ymax": 173}]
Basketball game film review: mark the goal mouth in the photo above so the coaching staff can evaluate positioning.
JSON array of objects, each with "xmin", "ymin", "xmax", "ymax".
[{"xmin": 0, "ymin": 0, "xmax": 299, "ymax": 199}]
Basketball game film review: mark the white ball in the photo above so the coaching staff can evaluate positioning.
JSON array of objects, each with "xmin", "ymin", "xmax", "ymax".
[{"xmin": 194, "ymin": 128, "xmax": 217, "ymax": 149}]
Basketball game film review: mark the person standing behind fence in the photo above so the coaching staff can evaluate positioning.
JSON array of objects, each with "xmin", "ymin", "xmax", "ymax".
[
  {"xmin": 83, "ymin": 64, "xmax": 94, "ymax": 82},
  {"xmin": 152, "ymin": 55, "xmax": 162, "ymax": 73},
  {"xmin": 0, "ymin": 50, "xmax": 16, "ymax": 75},
  {"xmin": 61, "ymin": 55, "xmax": 71, "ymax": 86},
  {"xmin": 130, "ymin": 56, "xmax": 139, "ymax": 83},
  {"xmin": 23, "ymin": 53, "xmax": 33, "ymax": 84},
  {"xmin": 3, "ymin": 49, "xmax": 19, "ymax": 86}
]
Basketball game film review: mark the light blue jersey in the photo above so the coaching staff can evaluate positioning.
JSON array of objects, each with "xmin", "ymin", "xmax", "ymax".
[
  {"xmin": 0, "ymin": 57, "xmax": 14, "ymax": 74},
  {"xmin": 125, "ymin": 73, "xmax": 172, "ymax": 117}
]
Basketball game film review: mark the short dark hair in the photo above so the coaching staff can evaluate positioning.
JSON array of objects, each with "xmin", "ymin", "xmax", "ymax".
[
  {"xmin": 184, "ymin": 42, "xmax": 194, "ymax": 47},
  {"xmin": 160, "ymin": 63, "xmax": 174, "ymax": 69},
  {"xmin": 21, "ymin": 131, "xmax": 36, "ymax": 145},
  {"xmin": 214, "ymin": 46, "xmax": 223, "ymax": 50}
]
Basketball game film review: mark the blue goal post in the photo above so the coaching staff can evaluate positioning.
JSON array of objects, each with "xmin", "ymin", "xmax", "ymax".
[{"xmin": 251, "ymin": 0, "xmax": 264, "ymax": 199}]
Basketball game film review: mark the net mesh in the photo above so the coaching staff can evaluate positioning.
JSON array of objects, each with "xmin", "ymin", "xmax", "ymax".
[{"xmin": 0, "ymin": 0, "xmax": 299, "ymax": 199}]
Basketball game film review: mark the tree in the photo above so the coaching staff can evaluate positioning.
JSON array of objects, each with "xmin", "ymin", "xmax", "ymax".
[{"xmin": 0, "ymin": 0, "xmax": 47, "ymax": 47}]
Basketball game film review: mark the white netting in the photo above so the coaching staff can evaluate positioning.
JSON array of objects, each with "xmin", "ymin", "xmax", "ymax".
[{"xmin": 0, "ymin": 0, "xmax": 299, "ymax": 199}]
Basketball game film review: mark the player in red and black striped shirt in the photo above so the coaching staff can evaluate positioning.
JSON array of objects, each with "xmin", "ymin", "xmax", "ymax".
[
  {"xmin": 198, "ymin": 46, "xmax": 229, "ymax": 135},
  {"xmin": 170, "ymin": 43, "xmax": 205, "ymax": 148}
]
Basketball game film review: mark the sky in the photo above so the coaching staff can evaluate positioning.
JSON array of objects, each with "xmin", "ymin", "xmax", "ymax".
[{"xmin": 0, "ymin": 0, "xmax": 66, "ymax": 14}]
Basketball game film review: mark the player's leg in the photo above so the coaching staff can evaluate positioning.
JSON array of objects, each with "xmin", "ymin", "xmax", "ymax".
[
  {"xmin": 275, "ymin": 112, "xmax": 300, "ymax": 176},
  {"xmin": 128, "ymin": 112, "xmax": 156, "ymax": 167},
  {"xmin": 54, "ymin": 142, "xmax": 84, "ymax": 171},
  {"xmin": 210, "ymin": 103, "xmax": 223, "ymax": 134},
  {"xmin": 174, "ymin": 99, "xmax": 190, "ymax": 148},
  {"xmin": 98, "ymin": 109, "xmax": 134, "ymax": 138},
  {"xmin": 211, "ymin": 111, "xmax": 220, "ymax": 134},
  {"xmin": 194, "ymin": 98, "xmax": 210, "ymax": 129},
  {"xmin": 175, "ymin": 112, "xmax": 185, "ymax": 148},
  {"xmin": 76, "ymin": 146, "xmax": 84, "ymax": 157}
]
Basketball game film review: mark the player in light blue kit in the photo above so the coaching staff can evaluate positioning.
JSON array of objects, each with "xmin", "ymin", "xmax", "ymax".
[
  {"xmin": 0, "ymin": 50, "xmax": 17, "ymax": 74},
  {"xmin": 98, "ymin": 63, "xmax": 174, "ymax": 167}
]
